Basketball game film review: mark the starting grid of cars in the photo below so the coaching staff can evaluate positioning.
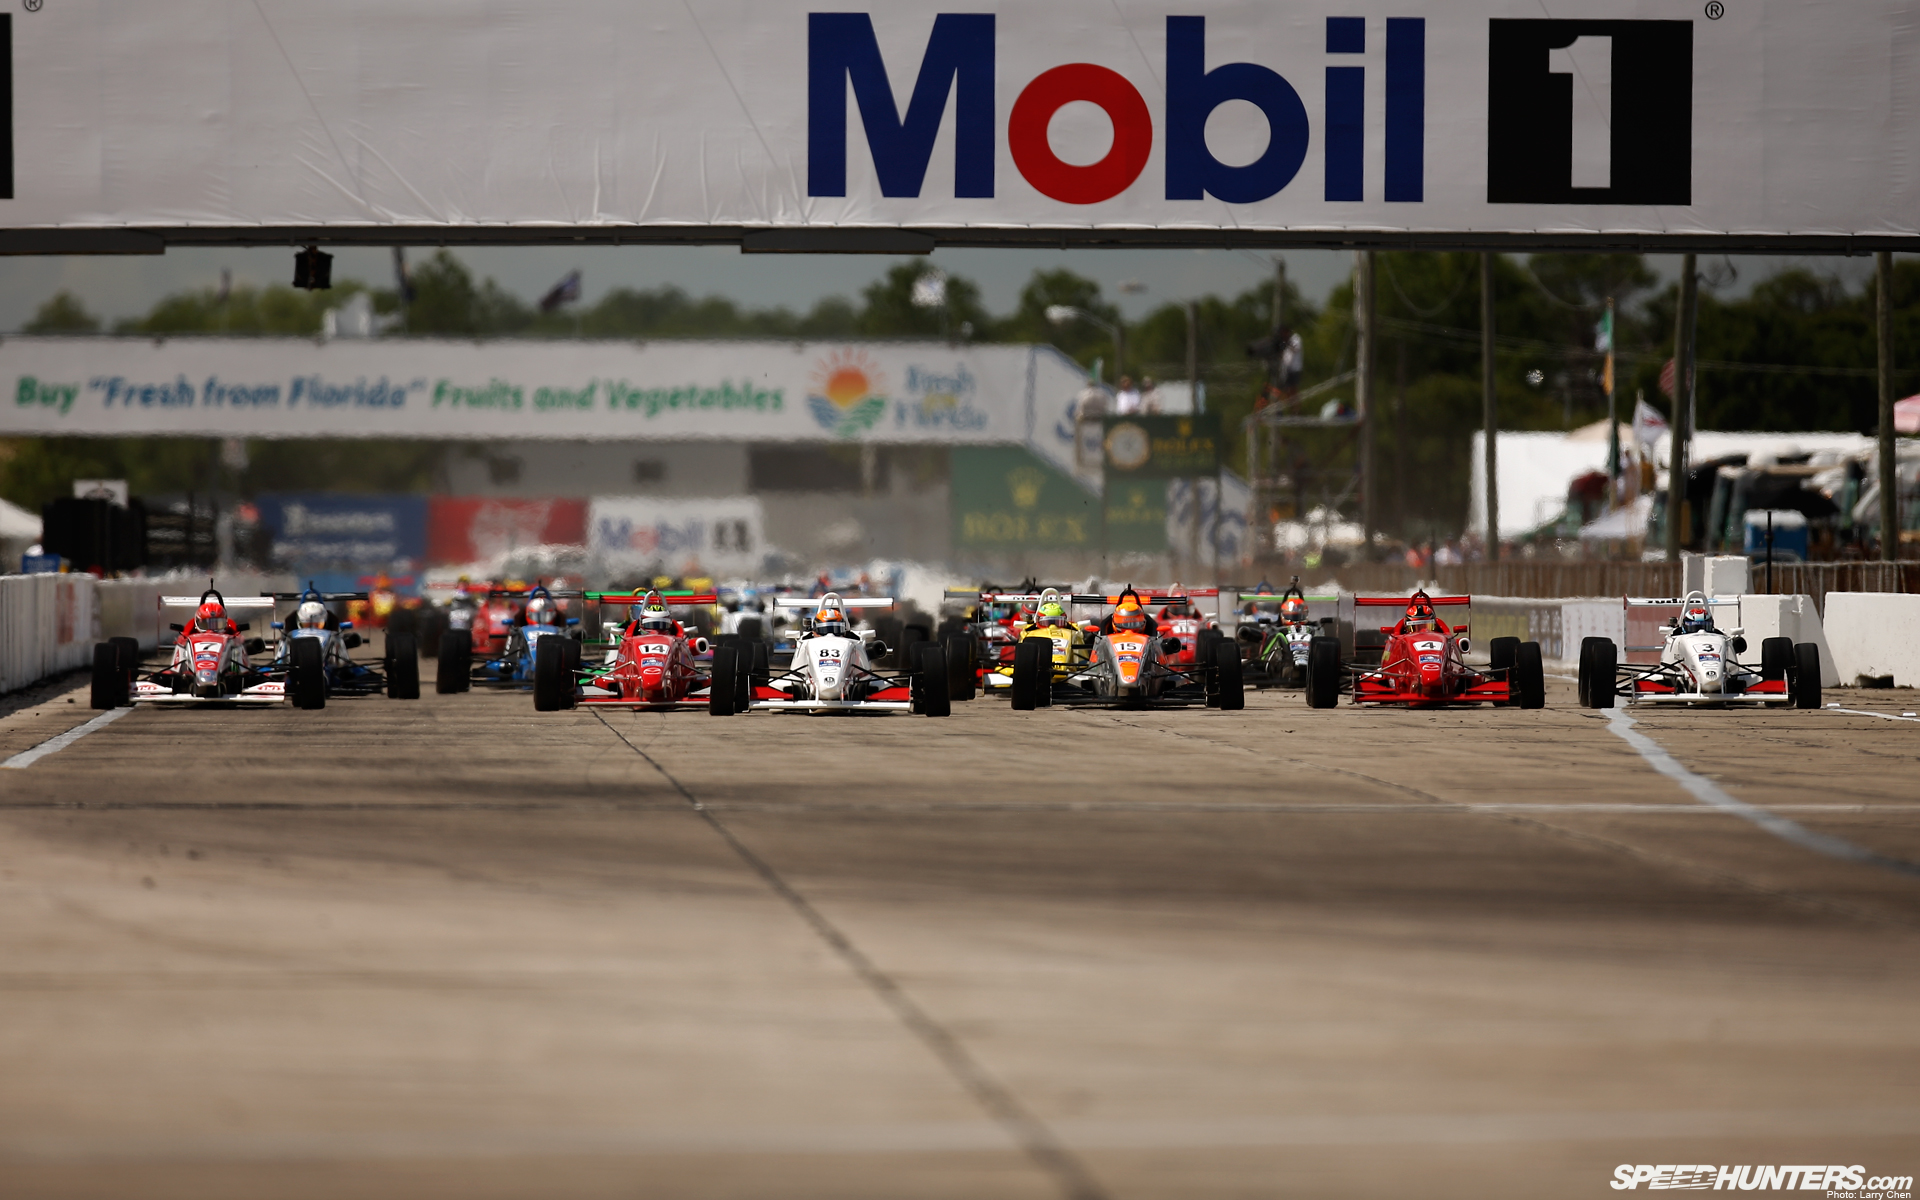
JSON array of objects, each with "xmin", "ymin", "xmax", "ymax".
[{"xmin": 85, "ymin": 583, "xmax": 1827, "ymax": 717}]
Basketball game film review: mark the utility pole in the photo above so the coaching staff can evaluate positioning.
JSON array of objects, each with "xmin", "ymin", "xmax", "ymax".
[
  {"xmin": 1603, "ymin": 296, "xmax": 1618, "ymax": 513},
  {"xmin": 1185, "ymin": 300, "xmax": 1200, "ymax": 407},
  {"xmin": 1481, "ymin": 253, "xmax": 1499, "ymax": 562},
  {"xmin": 1665, "ymin": 253, "xmax": 1699, "ymax": 564},
  {"xmin": 1878, "ymin": 250, "xmax": 1898, "ymax": 562},
  {"xmin": 1356, "ymin": 251, "xmax": 1377, "ymax": 544}
]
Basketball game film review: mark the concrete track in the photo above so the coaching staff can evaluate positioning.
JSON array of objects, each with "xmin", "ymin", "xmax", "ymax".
[{"xmin": 2, "ymin": 670, "xmax": 1918, "ymax": 1199}]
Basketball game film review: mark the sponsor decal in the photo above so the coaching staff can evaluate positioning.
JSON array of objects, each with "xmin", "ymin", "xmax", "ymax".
[
  {"xmin": 1610, "ymin": 1164, "xmax": 1908, "ymax": 1192},
  {"xmin": 807, "ymin": 349, "xmax": 888, "ymax": 438}
]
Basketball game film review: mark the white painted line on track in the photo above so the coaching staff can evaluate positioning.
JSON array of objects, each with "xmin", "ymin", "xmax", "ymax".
[
  {"xmin": 1604, "ymin": 706, "xmax": 1920, "ymax": 878},
  {"xmin": 1825, "ymin": 707, "xmax": 1920, "ymax": 723},
  {"xmin": 2, "ymin": 707, "xmax": 132, "ymax": 769}
]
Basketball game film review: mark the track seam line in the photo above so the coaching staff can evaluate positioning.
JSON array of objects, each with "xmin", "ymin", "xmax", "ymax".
[
  {"xmin": 590, "ymin": 710, "xmax": 1109, "ymax": 1200},
  {"xmin": 2, "ymin": 707, "xmax": 132, "ymax": 769},
  {"xmin": 1079, "ymin": 711, "xmax": 1920, "ymax": 933}
]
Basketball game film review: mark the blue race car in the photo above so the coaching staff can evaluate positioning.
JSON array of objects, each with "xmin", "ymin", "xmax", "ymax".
[
  {"xmin": 269, "ymin": 585, "xmax": 421, "ymax": 709},
  {"xmin": 434, "ymin": 584, "xmax": 584, "ymax": 693}
]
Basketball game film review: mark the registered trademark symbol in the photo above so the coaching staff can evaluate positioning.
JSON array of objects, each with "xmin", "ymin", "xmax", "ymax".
[
  {"xmin": 1705, "ymin": 1, "xmax": 1724, "ymax": 18},
  {"xmin": 23, "ymin": 0, "xmax": 43, "ymax": 11}
]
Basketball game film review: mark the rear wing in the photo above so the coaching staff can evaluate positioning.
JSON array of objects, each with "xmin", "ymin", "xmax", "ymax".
[
  {"xmin": 1623, "ymin": 597, "xmax": 1739, "ymax": 607},
  {"xmin": 1235, "ymin": 591, "xmax": 1338, "ymax": 604},
  {"xmin": 775, "ymin": 597, "xmax": 895, "ymax": 610},
  {"xmin": 584, "ymin": 591, "xmax": 719, "ymax": 606},
  {"xmin": 1623, "ymin": 596, "xmax": 1742, "ymax": 657},
  {"xmin": 161, "ymin": 595, "xmax": 276, "ymax": 610},
  {"xmin": 1353, "ymin": 595, "xmax": 1472, "ymax": 607},
  {"xmin": 264, "ymin": 591, "xmax": 370, "ymax": 603}
]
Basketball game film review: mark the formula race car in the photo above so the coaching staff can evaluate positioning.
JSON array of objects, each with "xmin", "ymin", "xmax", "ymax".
[
  {"xmin": 1309, "ymin": 591, "xmax": 1543, "ymax": 709},
  {"xmin": 712, "ymin": 593, "xmax": 950, "ymax": 717},
  {"xmin": 93, "ymin": 588, "xmax": 282, "ymax": 707},
  {"xmin": 1579, "ymin": 592, "xmax": 1821, "ymax": 709},
  {"xmin": 1006, "ymin": 587, "xmax": 1243, "ymax": 710},
  {"xmin": 1235, "ymin": 579, "xmax": 1336, "ymax": 688},
  {"xmin": 533, "ymin": 589, "xmax": 719, "ymax": 711},
  {"xmin": 1151, "ymin": 588, "xmax": 1223, "ymax": 669},
  {"xmin": 435, "ymin": 584, "xmax": 583, "ymax": 693},
  {"xmin": 267, "ymin": 586, "xmax": 421, "ymax": 709}
]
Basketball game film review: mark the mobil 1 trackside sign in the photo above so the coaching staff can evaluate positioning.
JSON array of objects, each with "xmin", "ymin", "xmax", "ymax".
[{"xmin": 0, "ymin": 3, "xmax": 1915, "ymax": 243}]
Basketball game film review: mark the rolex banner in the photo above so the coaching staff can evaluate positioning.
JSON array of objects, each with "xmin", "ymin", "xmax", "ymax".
[{"xmin": 1, "ymin": 2, "xmax": 1917, "ymax": 243}]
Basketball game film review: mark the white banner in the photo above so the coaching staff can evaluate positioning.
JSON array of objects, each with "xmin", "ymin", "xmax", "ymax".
[
  {"xmin": 588, "ymin": 496, "xmax": 766, "ymax": 576},
  {"xmin": 1, "ymin": 2, "xmax": 1915, "ymax": 242},
  {"xmin": 3, "ymin": 335, "xmax": 1091, "ymax": 456}
]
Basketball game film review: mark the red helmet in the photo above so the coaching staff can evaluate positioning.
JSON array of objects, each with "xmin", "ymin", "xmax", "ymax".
[
  {"xmin": 1280, "ymin": 596, "xmax": 1308, "ymax": 624},
  {"xmin": 195, "ymin": 600, "xmax": 227, "ymax": 633}
]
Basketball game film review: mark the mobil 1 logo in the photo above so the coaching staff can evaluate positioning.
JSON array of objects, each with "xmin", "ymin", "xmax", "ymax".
[{"xmin": 1486, "ymin": 20, "xmax": 1691, "ymax": 205}]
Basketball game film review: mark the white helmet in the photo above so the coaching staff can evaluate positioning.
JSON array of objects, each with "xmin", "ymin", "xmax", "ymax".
[
  {"xmin": 296, "ymin": 600, "xmax": 328, "ymax": 629},
  {"xmin": 526, "ymin": 596, "xmax": 557, "ymax": 625}
]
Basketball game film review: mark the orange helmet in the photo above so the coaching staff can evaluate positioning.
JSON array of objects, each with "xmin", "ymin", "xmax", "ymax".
[
  {"xmin": 815, "ymin": 606, "xmax": 849, "ymax": 636},
  {"xmin": 1280, "ymin": 596, "xmax": 1308, "ymax": 624},
  {"xmin": 195, "ymin": 600, "xmax": 227, "ymax": 633},
  {"xmin": 1111, "ymin": 601, "xmax": 1148, "ymax": 633}
]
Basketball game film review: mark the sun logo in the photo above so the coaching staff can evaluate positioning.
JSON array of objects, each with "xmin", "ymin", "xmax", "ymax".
[
  {"xmin": 808, "ymin": 349, "xmax": 889, "ymax": 438},
  {"xmin": 1007, "ymin": 467, "xmax": 1045, "ymax": 509}
]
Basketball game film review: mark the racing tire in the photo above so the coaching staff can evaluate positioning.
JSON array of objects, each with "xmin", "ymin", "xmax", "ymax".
[
  {"xmin": 749, "ymin": 640, "xmax": 771, "ymax": 685},
  {"xmin": 1009, "ymin": 640, "xmax": 1039, "ymax": 711},
  {"xmin": 1589, "ymin": 639, "xmax": 1617, "ymax": 709},
  {"xmin": 532, "ymin": 638, "xmax": 568, "ymax": 712},
  {"xmin": 1760, "ymin": 636, "xmax": 1794, "ymax": 682},
  {"xmin": 91, "ymin": 643, "xmax": 126, "ymax": 709},
  {"xmin": 915, "ymin": 643, "xmax": 952, "ymax": 718},
  {"xmin": 1306, "ymin": 636, "xmax": 1341, "ymax": 710},
  {"xmin": 386, "ymin": 633, "xmax": 420, "ymax": 699},
  {"xmin": 290, "ymin": 637, "xmax": 326, "ymax": 710},
  {"xmin": 1515, "ymin": 641, "xmax": 1546, "ymax": 710},
  {"xmin": 436, "ymin": 630, "xmax": 470, "ymax": 695},
  {"xmin": 418, "ymin": 607, "xmax": 445, "ymax": 658},
  {"xmin": 1792, "ymin": 642, "xmax": 1822, "ymax": 709},
  {"xmin": 897, "ymin": 624, "xmax": 928, "ymax": 670},
  {"xmin": 561, "ymin": 638, "xmax": 582, "ymax": 710},
  {"xmin": 944, "ymin": 634, "xmax": 975, "ymax": 701},
  {"xmin": 1489, "ymin": 637, "xmax": 1521, "ymax": 707},
  {"xmin": 1576, "ymin": 637, "xmax": 1597, "ymax": 708},
  {"xmin": 708, "ymin": 647, "xmax": 739, "ymax": 717},
  {"xmin": 1213, "ymin": 639, "xmax": 1245, "ymax": 711}
]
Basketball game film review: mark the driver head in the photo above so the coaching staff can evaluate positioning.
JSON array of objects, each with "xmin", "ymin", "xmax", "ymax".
[
  {"xmin": 814, "ymin": 605, "xmax": 849, "ymax": 638},
  {"xmin": 1280, "ymin": 596, "xmax": 1308, "ymax": 624},
  {"xmin": 195, "ymin": 600, "xmax": 227, "ymax": 633},
  {"xmin": 296, "ymin": 600, "xmax": 327, "ymax": 629},
  {"xmin": 1036, "ymin": 601, "xmax": 1068, "ymax": 628},
  {"xmin": 526, "ymin": 596, "xmax": 557, "ymax": 626},
  {"xmin": 1111, "ymin": 600, "xmax": 1147, "ymax": 634},
  {"xmin": 637, "ymin": 606, "xmax": 675, "ymax": 636},
  {"xmin": 1680, "ymin": 604, "xmax": 1714, "ymax": 634}
]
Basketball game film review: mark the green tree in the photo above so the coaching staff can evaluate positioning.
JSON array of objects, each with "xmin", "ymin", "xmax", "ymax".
[
  {"xmin": 404, "ymin": 250, "xmax": 532, "ymax": 337},
  {"xmin": 112, "ymin": 282, "xmax": 366, "ymax": 337},
  {"xmin": 23, "ymin": 291, "xmax": 102, "ymax": 334},
  {"xmin": 854, "ymin": 263, "xmax": 991, "ymax": 338},
  {"xmin": 998, "ymin": 269, "xmax": 1125, "ymax": 375}
]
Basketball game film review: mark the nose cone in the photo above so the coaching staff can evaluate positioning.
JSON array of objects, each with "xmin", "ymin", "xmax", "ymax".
[{"xmin": 1417, "ymin": 660, "xmax": 1445, "ymax": 695}]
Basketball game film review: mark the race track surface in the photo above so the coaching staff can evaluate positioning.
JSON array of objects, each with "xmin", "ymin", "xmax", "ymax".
[{"xmin": 2, "ymin": 669, "xmax": 1918, "ymax": 1199}]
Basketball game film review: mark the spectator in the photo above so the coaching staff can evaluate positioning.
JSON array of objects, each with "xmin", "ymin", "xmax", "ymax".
[
  {"xmin": 1114, "ymin": 376, "xmax": 1143, "ymax": 415},
  {"xmin": 1139, "ymin": 376, "xmax": 1162, "ymax": 413}
]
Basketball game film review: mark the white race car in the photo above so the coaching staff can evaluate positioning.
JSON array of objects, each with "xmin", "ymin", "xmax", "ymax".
[
  {"xmin": 710, "ymin": 593, "xmax": 950, "ymax": 717},
  {"xmin": 1579, "ymin": 591, "xmax": 1820, "ymax": 709},
  {"xmin": 122, "ymin": 590, "xmax": 283, "ymax": 706}
]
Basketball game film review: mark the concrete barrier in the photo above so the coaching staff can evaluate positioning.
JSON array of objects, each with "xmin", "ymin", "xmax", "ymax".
[
  {"xmin": 95, "ymin": 580, "xmax": 165, "ymax": 651},
  {"xmin": 0, "ymin": 574, "xmax": 97, "ymax": 694},
  {"xmin": 1823, "ymin": 593, "xmax": 1920, "ymax": 687},
  {"xmin": 1734, "ymin": 594, "xmax": 1839, "ymax": 687}
]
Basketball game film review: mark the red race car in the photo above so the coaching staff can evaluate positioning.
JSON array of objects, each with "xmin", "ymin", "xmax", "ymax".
[
  {"xmin": 1306, "ymin": 591, "xmax": 1544, "ymax": 709},
  {"xmin": 1152, "ymin": 589, "xmax": 1222, "ymax": 669},
  {"xmin": 536, "ymin": 589, "xmax": 718, "ymax": 711}
]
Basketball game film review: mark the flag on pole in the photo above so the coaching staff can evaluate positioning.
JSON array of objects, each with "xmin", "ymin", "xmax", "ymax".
[
  {"xmin": 1633, "ymin": 396, "xmax": 1670, "ymax": 448},
  {"xmin": 392, "ymin": 247, "xmax": 415, "ymax": 305},
  {"xmin": 538, "ymin": 269, "xmax": 583, "ymax": 314},
  {"xmin": 1597, "ymin": 308, "xmax": 1614, "ymax": 396}
]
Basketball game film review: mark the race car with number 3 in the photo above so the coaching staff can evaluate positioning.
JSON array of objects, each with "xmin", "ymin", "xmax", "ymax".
[{"xmin": 1578, "ymin": 591, "xmax": 1821, "ymax": 709}]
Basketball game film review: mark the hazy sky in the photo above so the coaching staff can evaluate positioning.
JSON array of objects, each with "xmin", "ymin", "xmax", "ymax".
[{"xmin": 0, "ymin": 244, "xmax": 1883, "ymax": 334}]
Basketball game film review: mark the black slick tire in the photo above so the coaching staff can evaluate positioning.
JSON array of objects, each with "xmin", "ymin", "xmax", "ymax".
[
  {"xmin": 436, "ymin": 630, "xmax": 470, "ymax": 694},
  {"xmin": 897, "ymin": 625, "xmax": 928, "ymax": 670},
  {"xmin": 916, "ymin": 642, "xmax": 951, "ymax": 717},
  {"xmin": 1589, "ymin": 639, "xmax": 1617, "ymax": 708},
  {"xmin": 1213, "ymin": 639, "xmax": 1245, "ymax": 711},
  {"xmin": 561, "ymin": 638, "xmax": 582, "ymax": 709},
  {"xmin": 708, "ymin": 647, "xmax": 738, "ymax": 716},
  {"xmin": 1792, "ymin": 642, "xmax": 1822, "ymax": 709},
  {"xmin": 1577, "ymin": 636, "xmax": 1604, "ymax": 708},
  {"xmin": 750, "ymin": 640, "xmax": 771, "ymax": 685},
  {"xmin": 290, "ymin": 638, "xmax": 326, "ymax": 710},
  {"xmin": 1516, "ymin": 641, "xmax": 1546, "ymax": 709},
  {"xmin": 1489, "ymin": 637, "xmax": 1521, "ymax": 706},
  {"xmin": 386, "ymin": 632, "xmax": 420, "ymax": 699},
  {"xmin": 90, "ymin": 643, "xmax": 125, "ymax": 709},
  {"xmin": 1761, "ymin": 636, "xmax": 1794, "ymax": 682},
  {"xmin": 944, "ymin": 634, "xmax": 975, "ymax": 701},
  {"xmin": 532, "ymin": 638, "xmax": 567, "ymax": 712},
  {"xmin": 1009, "ymin": 640, "xmax": 1038, "ymax": 711},
  {"xmin": 1306, "ymin": 636, "xmax": 1341, "ymax": 709}
]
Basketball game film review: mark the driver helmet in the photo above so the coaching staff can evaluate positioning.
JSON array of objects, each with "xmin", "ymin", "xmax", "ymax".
[
  {"xmin": 636, "ymin": 605, "xmax": 676, "ymax": 636},
  {"xmin": 1111, "ymin": 602, "xmax": 1148, "ymax": 634},
  {"xmin": 1280, "ymin": 596, "xmax": 1309, "ymax": 625},
  {"xmin": 1680, "ymin": 604, "xmax": 1715, "ymax": 634},
  {"xmin": 296, "ymin": 600, "xmax": 328, "ymax": 629},
  {"xmin": 526, "ymin": 595, "xmax": 558, "ymax": 626},
  {"xmin": 1036, "ymin": 601, "xmax": 1068, "ymax": 628},
  {"xmin": 195, "ymin": 600, "xmax": 227, "ymax": 633},
  {"xmin": 814, "ymin": 605, "xmax": 849, "ymax": 638}
]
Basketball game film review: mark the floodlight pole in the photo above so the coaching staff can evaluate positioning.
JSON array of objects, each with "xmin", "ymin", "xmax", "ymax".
[
  {"xmin": 1481, "ymin": 253, "xmax": 1498, "ymax": 563},
  {"xmin": 1877, "ymin": 250, "xmax": 1898, "ymax": 562},
  {"xmin": 1665, "ymin": 254, "xmax": 1698, "ymax": 564},
  {"xmin": 1356, "ymin": 251, "xmax": 1376, "ymax": 546}
]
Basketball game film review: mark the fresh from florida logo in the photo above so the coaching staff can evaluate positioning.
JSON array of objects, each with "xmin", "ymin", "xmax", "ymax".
[{"xmin": 808, "ymin": 349, "xmax": 888, "ymax": 438}]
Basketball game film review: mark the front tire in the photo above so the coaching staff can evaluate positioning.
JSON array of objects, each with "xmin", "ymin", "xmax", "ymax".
[
  {"xmin": 1213, "ymin": 639, "xmax": 1245, "ymax": 711},
  {"xmin": 386, "ymin": 632, "xmax": 420, "ymax": 699},
  {"xmin": 708, "ymin": 647, "xmax": 739, "ymax": 716},
  {"xmin": 533, "ymin": 638, "xmax": 567, "ymax": 712},
  {"xmin": 944, "ymin": 633, "xmax": 976, "ymax": 701},
  {"xmin": 1009, "ymin": 639, "xmax": 1039, "ymax": 711},
  {"xmin": 90, "ymin": 643, "xmax": 126, "ymax": 709},
  {"xmin": 914, "ymin": 642, "xmax": 951, "ymax": 717},
  {"xmin": 1490, "ymin": 637, "xmax": 1521, "ymax": 707},
  {"xmin": 1306, "ymin": 636, "xmax": 1341, "ymax": 709},
  {"xmin": 1761, "ymin": 636, "xmax": 1794, "ymax": 682},
  {"xmin": 290, "ymin": 638, "xmax": 326, "ymax": 710},
  {"xmin": 436, "ymin": 629, "xmax": 471, "ymax": 694},
  {"xmin": 1515, "ymin": 641, "xmax": 1546, "ymax": 709},
  {"xmin": 1588, "ymin": 639, "xmax": 1617, "ymax": 708},
  {"xmin": 1792, "ymin": 642, "xmax": 1822, "ymax": 709}
]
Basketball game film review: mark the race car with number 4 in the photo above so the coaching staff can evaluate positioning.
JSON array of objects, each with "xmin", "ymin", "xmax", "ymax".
[
  {"xmin": 1578, "ymin": 592, "xmax": 1821, "ymax": 709},
  {"xmin": 1306, "ymin": 592, "xmax": 1544, "ymax": 709},
  {"xmin": 91, "ymin": 588, "xmax": 279, "ymax": 708}
]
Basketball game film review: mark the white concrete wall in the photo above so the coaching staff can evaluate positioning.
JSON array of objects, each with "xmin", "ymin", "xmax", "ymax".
[
  {"xmin": 1735, "ymin": 594, "xmax": 1839, "ymax": 687},
  {"xmin": 1824, "ymin": 593, "xmax": 1920, "ymax": 687},
  {"xmin": 0, "ymin": 574, "xmax": 96, "ymax": 694}
]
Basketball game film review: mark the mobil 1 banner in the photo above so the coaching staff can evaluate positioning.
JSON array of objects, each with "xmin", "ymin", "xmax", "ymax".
[{"xmin": 2, "ymin": 3, "xmax": 1917, "ymax": 243}]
